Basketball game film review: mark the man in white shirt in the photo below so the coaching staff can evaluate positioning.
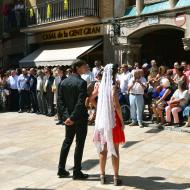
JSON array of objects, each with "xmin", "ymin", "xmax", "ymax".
[
  {"xmin": 117, "ymin": 64, "xmax": 132, "ymax": 105},
  {"xmin": 37, "ymin": 70, "xmax": 45, "ymax": 115},
  {"xmin": 7, "ymin": 70, "xmax": 19, "ymax": 111},
  {"xmin": 92, "ymin": 60, "xmax": 102, "ymax": 79},
  {"xmin": 81, "ymin": 64, "xmax": 94, "ymax": 86},
  {"xmin": 128, "ymin": 69, "xmax": 147, "ymax": 127}
]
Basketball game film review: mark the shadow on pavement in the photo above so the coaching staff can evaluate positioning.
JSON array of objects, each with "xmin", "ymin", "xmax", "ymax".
[
  {"xmin": 14, "ymin": 176, "xmax": 190, "ymax": 189},
  {"xmin": 69, "ymin": 159, "xmax": 99, "ymax": 171},
  {"xmin": 119, "ymin": 176, "xmax": 190, "ymax": 190},
  {"xmin": 15, "ymin": 189, "xmax": 54, "ymax": 190},
  {"xmin": 145, "ymin": 128, "xmax": 163, "ymax": 133},
  {"xmin": 122, "ymin": 141, "xmax": 141, "ymax": 149},
  {"xmin": 82, "ymin": 159, "xmax": 99, "ymax": 170}
]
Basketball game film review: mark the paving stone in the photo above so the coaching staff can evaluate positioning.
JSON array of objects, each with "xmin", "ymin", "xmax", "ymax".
[{"xmin": 0, "ymin": 112, "xmax": 190, "ymax": 190}]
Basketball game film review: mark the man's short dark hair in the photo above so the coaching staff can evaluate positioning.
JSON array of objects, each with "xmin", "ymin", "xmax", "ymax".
[
  {"xmin": 58, "ymin": 65, "xmax": 66, "ymax": 72},
  {"xmin": 72, "ymin": 59, "xmax": 86, "ymax": 73}
]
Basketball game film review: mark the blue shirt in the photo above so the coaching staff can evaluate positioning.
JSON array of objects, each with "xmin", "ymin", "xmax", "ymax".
[
  {"xmin": 17, "ymin": 74, "xmax": 30, "ymax": 91},
  {"xmin": 8, "ymin": 75, "xmax": 18, "ymax": 90}
]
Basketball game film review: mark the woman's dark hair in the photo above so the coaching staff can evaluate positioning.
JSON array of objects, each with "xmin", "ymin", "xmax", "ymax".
[
  {"xmin": 16, "ymin": 68, "xmax": 22, "ymax": 75},
  {"xmin": 0, "ymin": 73, "xmax": 5, "ymax": 79},
  {"xmin": 72, "ymin": 59, "xmax": 86, "ymax": 73},
  {"xmin": 45, "ymin": 67, "xmax": 52, "ymax": 75},
  {"xmin": 112, "ymin": 64, "xmax": 119, "ymax": 85},
  {"xmin": 176, "ymin": 66, "xmax": 184, "ymax": 73},
  {"xmin": 97, "ymin": 68, "xmax": 104, "ymax": 78},
  {"xmin": 158, "ymin": 66, "xmax": 166, "ymax": 75},
  {"xmin": 166, "ymin": 69, "xmax": 173, "ymax": 77},
  {"xmin": 178, "ymin": 80, "xmax": 187, "ymax": 91}
]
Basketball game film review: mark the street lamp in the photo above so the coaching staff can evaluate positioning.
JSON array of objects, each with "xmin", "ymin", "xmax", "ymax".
[
  {"xmin": 108, "ymin": 18, "xmax": 129, "ymax": 46},
  {"xmin": 108, "ymin": 18, "xmax": 121, "ymax": 46}
]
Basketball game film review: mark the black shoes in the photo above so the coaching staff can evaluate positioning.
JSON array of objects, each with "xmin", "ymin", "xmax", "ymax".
[
  {"xmin": 56, "ymin": 121, "xmax": 63, "ymax": 125},
  {"xmin": 18, "ymin": 109, "xmax": 23, "ymax": 113},
  {"xmin": 47, "ymin": 113, "xmax": 55, "ymax": 117},
  {"xmin": 73, "ymin": 171, "xmax": 89, "ymax": 180},
  {"xmin": 57, "ymin": 170, "xmax": 70, "ymax": 178},
  {"xmin": 30, "ymin": 110, "xmax": 36, "ymax": 113},
  {"xmin": 58, "ymin": 170, "xmax": 88, "ymax": 180}
]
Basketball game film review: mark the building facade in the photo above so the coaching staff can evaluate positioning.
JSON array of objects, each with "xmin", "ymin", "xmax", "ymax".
[
  {"xmin": 18, "ymin": 0, "xmax": 115, "ymax": 68},
  {"xmin": 0, "ymin": 0, "xmax": 26, "ymax": 70},
  {"xmin": 113, "ymin": 0, "xmax": 190, "ymax": 67}
]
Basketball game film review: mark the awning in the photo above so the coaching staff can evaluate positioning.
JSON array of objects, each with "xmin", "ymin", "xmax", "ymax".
[
  {"xmin": 124, "ymin": 1, "xmax": 169, "ymax": 18},
  {"xmin": 141, "ymin": 1, "xmax": 169, "ymax": 15},
  {"xmin": 19, "ymin": 39, "xmax": 102, "ymax": 67},
  {"xmin": 124, "ymin": 6, "xmax": 136, "ymax": 17},
  {"xmin": 176, "ymin": 0, "xmax": 190, "ymax": 8}
]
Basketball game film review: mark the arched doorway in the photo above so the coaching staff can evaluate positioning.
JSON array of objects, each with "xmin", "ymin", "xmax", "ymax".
[{"xmin": 128, "ymin": 25, "xmax": 190, "ymax": 67}]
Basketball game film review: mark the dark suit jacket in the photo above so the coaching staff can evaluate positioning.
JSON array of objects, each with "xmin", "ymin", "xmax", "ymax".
[
  {"xmin": 58, "ymin": 74, "xmax": 88, "ymax": 124},
  {"xmin": 29, "ymin": 75, "xmax": 37, "ymax": 92}
]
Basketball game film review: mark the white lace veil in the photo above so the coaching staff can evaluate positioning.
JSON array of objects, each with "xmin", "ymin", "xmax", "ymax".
[{"xmin": 94, "ymin": 64, "xmax": 117, "ymax": 157}]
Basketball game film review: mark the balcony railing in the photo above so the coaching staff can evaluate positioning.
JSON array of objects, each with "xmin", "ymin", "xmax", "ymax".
[{"xmin": 26, "ymin": 0, "xmax": 100, "ymax": 26}]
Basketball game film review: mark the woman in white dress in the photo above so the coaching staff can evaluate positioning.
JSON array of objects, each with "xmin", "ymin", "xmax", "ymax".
[{"xmin": 93, "ymin": 64, "xmax": 125, "ymax": 186}]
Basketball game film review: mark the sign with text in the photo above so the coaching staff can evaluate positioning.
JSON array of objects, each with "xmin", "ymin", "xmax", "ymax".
[
  {"xmin": 37, "ymin": 24, "xmax": 103, "ymax": 42},
  {"xmin": 147, "ymin": 16, "xmax": 159, "ymax": 25},
  {"xmin": 175, "ymin": 14, "xmax": 186, "ymax": 27}
]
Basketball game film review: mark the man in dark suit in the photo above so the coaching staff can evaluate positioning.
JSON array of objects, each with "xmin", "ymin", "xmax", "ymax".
[
  {"xmin": 29, "ymin": 68, "xmax": 38, "ymax": 113},
  {"xmin": 57, "ymin": 60, "xmax": 89, "ymax": 180},
  {"xmin": 56, "ymin": 66, "xmax": 67, "ymax": 125},
  {"xmin": 43, "ymin": 67, "xmax": 55, "ymax": 116}
]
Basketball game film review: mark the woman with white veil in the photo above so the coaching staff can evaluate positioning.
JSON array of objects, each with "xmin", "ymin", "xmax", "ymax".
[{"xmin": 93, "ymin": 64, "xmax": 125, "ymax": 186}]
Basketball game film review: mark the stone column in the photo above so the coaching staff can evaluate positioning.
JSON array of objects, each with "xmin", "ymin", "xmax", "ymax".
[
  {"xmin": 103, "ymin": 35, "xmax": 115, "ymax": 65},
  {"xmin": 126, "ymin": 44, "xmax": 142, "ymax": 65},
  {"xmin": 100, "ymin": 0, "xmax": 114, "ymax": 19},
  {"xmin": 136, "ymin": 0, "xmax": 144, "ymax": 16},
  {"xmin": 169, "ymin": 0, "xmax": 178, "ymax": 9},
  {"xmin": 114, "ymin": 0, "xmax": 127, "ymax": 17},
  {"xmin": 183, "ymin": 14, "xmax": 190, "ymax": 51}
]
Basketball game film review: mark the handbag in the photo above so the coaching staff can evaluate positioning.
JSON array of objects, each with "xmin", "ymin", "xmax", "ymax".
[{"xmin": 169, "ymin": 102, "xmax": 180, "ymax": 109}]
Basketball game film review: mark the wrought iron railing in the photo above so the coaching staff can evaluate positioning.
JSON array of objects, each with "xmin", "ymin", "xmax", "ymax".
[{"xmin": 26, "ymin": 0, "xmax": 100, "ymax": 26}]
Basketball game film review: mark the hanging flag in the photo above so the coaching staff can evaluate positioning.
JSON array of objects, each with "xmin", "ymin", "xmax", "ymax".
[
  {"xmin": 64, "ymin": 0, "xmax": 68, "ymax": 11},
  {"xmin": 29, "ymin": 8, "xmax": 34, "ymax": 18},
  {"xmin": 47, "ymin": 3, "xmax": 51, "ymax": 19}
]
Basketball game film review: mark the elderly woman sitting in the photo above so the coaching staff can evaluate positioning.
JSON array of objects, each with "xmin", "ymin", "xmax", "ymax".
[
  {"xmin": 165, "ymin": 81, "xmax": 189, "ymax": 127},
  {"xmin": 152, "ymin": 78, "xmax": 172, "ymax": 125}
]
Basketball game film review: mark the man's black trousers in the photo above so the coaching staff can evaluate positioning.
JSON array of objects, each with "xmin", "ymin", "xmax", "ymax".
[{"xmin": 58, "ymin": 122, "xmax": 88, "ymax": 173}]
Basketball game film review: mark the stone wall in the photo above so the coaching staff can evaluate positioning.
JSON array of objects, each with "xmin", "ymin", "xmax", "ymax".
[
  {"xmin": 100, "ymin": 0, "xmax": 114, "ymax": 19},
  {"xmin": 144, "ymin": 0, "xmax": 164, "ymax": 4}
]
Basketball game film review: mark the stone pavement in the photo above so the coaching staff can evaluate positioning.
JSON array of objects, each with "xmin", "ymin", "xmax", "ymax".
[{"xmin": 0, "ymin": 112, "xmax": 190, "ymax": 190}]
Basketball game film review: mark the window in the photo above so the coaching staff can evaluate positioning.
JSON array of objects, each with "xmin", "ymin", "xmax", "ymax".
[{"xmin": 129, "ymin": 0, "xmax": 136, "ymax": 6}]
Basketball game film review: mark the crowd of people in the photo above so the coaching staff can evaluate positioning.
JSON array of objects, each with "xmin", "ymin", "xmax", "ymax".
[
  {"xmin": 0, "ymin": 59, "xmax": 190, "ymax": 129},
  {"xmin": 116, "ymin": 60, "xmax": 190, "ymax": 129}
]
